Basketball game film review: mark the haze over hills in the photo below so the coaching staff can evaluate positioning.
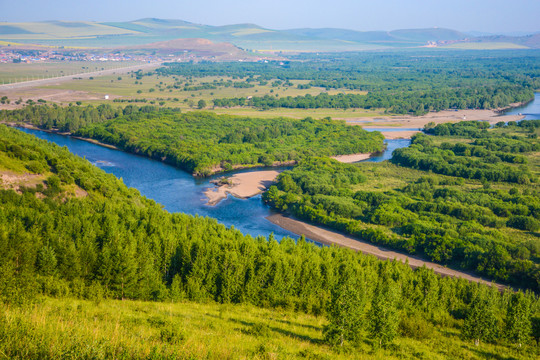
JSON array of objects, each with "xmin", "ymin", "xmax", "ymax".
[{"xmin": 0, "ymin": 18, "xmax": 538, "ymax": 52}]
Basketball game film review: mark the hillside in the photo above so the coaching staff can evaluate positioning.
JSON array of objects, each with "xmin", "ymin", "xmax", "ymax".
[
  {"xmin": 0, "ymin": 123, "xmax": 538, "ymax": 358},
  {"xmin": 2, "ymin": 296, "xmax": 536, "ymax": 360},
  {"xmin": 120, "ymin": 38, "xmax": 249, "ymax": 60},
  {"xmin": 1, "ymin": 18, "xmax": 537, "ymax": 51}
]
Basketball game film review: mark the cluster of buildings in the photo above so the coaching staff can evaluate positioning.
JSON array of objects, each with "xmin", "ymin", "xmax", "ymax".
[{"xmin": 0, "ymin": 48, "xmax": 166, "ymax": 64}]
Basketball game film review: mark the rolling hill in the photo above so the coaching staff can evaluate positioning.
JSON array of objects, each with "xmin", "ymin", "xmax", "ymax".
[{"xmin": 0, "ymin": 18, "xmax": 537, "ymax": 52}]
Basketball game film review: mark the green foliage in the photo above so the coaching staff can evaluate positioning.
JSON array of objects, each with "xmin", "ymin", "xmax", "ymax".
[
  {"xmin": 2, "ymin": 105, "xmax": 384, "ymax": 176},
  {"xmin": 392, "ymin": 130, "xmax": 538, "ymax": 184},
  {"xmin": 505, "ymin": 292, "xmax": 533, "ymax": 347},
  {"xmin": 461, "ymin": 289, "xmax": 500, "ymax": 346},
  {"xmin": 324, "ymin": 273, "xmax": 367, "ymax": 346},
  {"xmin": 263, "ymin": 121, "xmax": 540, "ymax": 291},
  {"xmin": 368, "ymin": 278, "xmax": 400, "ymax": 347},
  {"xmin": 1, "ymin": 296, "xmax": 535, "ymax": 360},
  {"xmin": 0, "ymin": 120, "xmax": 539, "ymax": 358},
  {"xmin": 158, "ymin": 51, "xmax": 539, "ymax": 114}
]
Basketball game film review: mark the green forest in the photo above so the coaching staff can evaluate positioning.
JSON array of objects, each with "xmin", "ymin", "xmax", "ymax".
[
  {"xmin": 263, "ymin": 120, "xmax": 540, "ymax": 292},
  {"xmin": 0, "ymin": 104, "xmax": 384, "ymax": 176},
  {"xmin": 0, "ymin": 124, "xmax": 539, "ymax": 358},
  {"xmin": 154, "ymin": 51, "xmax": 540, "ymax": 114}
]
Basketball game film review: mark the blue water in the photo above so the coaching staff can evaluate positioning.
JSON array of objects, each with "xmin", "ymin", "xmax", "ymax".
[
  {"xmin": 504, "ymin": 92, "xmax": 540, "ymax": 120},
  {"xmin": 368, "ymin": 139, "xmax": 411, "ymax": 162},
  {"xmin": 17, "ymin": 128, "xmax": 409, "ymax": 240}
]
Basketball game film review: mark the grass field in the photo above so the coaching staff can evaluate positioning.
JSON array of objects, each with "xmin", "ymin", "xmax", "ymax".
[
  {"xmin": 1, "ymin": 296, "xmax": 534, "ymax": 360},
  {"xmin": 38, "ymin": 73, "xmax": 380, "ymax": 118},
  {"xmin": 0, "ymin": 61, "xmax": 144, "ymax": 84}
]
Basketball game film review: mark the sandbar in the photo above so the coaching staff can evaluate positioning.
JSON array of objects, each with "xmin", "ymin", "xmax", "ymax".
[
  {"xmin": 344, "ymin": 109, "xmax": 525, "ymax": 133},
  {"xmin": 204, "ymin": 170, "xmax": 280, "ymax": 206},
  {"xmin": 331, "ymin": 153, "xmax": 372, "ymax": 163},
  {"xmin": 379, "ymin": 130, "xmax": 421, "ymax": 139},
  {"xmin": 267, "ymin": 214, "xmax": 505, "ymax": 289}
]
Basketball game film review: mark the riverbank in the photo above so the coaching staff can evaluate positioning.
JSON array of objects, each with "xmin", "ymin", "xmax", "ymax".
[
  {"xmin": 204, "ymin": 170, "xmax": 280, "ymax": 206},
  {"xmin": 266, "ymin": 214, "xmax": 506, "ymax": 290},
  {"xmin": 4, "ymin": 123, "xmax": 120, "ymax": 150},
  {"xmin": 344, "ymin": 108, "xmax": 525, "ymax": 139},
  {"xmin": 378, "ymin": 130, "xmax": 422, "ymax": 139},
  {"xmin": 331, "ymin": 153, "xmax": 372, "ymax": 163}
]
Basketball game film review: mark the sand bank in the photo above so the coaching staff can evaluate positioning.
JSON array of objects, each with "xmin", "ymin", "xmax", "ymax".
[
  {"xmin": 331, "ymin": 153, "xmax": 372, "ymax": 163},
  {"xmin": 379, "ymin": 130, "xmax": 421, "ymax": 139},
  {"xmin": 267, "ymin": 214, "xmax": 505, "ymax": 289},
  {"xmin": 344, "ymin": 109, "xmax": 524, "ymax": 130},
  {"xmin": 205, "ymin": 170, "xmax": 280, "ymax": 206}
]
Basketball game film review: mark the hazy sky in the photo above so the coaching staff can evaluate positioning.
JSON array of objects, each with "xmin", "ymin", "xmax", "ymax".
[{"xmin": 1, "ymin": 0, "xmax": 539, "ymax": 33}]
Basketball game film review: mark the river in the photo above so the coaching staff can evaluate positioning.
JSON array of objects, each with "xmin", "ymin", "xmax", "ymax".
[
  {"xmin": 16, "ymin": 93, "xmax": 540, "ymax": 241},
  {"xmin": 504, "ymin": 92, "xmax": 540, "ymax": 120},
  {"xmin": 17, "ymin": 127, "xmax": 409, "ymax": 241}
]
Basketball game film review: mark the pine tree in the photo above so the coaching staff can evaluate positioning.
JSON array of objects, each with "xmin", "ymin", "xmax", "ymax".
[
  {"xmin": 36, "ymin": 245, "xmax": 57, "ymax": 276},
  {"xmin": 462, "ymin": 289, "xmax": 499, "ymax": 346},
  {"xmin": 367, "ymin": 278, "xmax": 400, "ymax": 347},
  {"xmin": 324, "ymin": 272, "xmax": 366, "ymax": 346},
  {"xmin": 505, "ymin": 292, "xmax": 532, "ymax": 347}
]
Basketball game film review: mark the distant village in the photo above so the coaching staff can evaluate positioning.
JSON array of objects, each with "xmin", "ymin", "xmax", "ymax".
[{"xmin": 0, "ymin": 47, "xmax": 239, "ymax": 64}]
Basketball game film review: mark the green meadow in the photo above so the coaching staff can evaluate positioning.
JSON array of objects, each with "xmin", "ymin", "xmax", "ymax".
[{"xmin": 1, "ymin": 296, "xmax": 535, "ymax": 360}]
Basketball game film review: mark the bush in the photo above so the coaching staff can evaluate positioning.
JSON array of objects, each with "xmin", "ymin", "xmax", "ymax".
[
  {"xmin": 507, "ymin": 216, "xmax": 540, "ymax": 232},
  {"xmin": 399, "ymin": 314, "xmax": 434, "ymax": 339}
]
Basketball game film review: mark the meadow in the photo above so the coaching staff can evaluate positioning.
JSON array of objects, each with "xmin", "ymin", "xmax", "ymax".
[
  {"xmin": 42, "ymin": 72, "xmax": 370, "ymax": 112},
  {"xmin": 1, "ymin": 296, "xmax": 534, "ymax": 360}
]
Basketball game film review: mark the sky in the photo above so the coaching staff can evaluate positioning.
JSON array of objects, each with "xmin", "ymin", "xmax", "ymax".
[{"xmin": 0, "ymin": 0, "xmax": 539, "ymax": 34}]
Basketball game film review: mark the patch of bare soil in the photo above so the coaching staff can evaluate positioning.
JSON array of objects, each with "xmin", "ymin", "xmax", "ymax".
[
  {"xmin": 0, "ymin": 170, "xmax": 44, "ymax": 192},
  {"xmin": 331, "ymin": 153, "xmax": 372, "ymax": 163},
  {"xmin": 343, "ymin": 109, "xmax": 524, "ymax": 129},
  {"xmin": 0, "ymin": 88, "xmax": 118, "ymax": 109}
]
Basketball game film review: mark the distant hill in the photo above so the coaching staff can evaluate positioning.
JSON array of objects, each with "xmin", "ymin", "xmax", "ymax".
[
  {"xmin": 119, "ymin": 38, "xmax": 250, "ymax": 60},
  {"xmin": 471, "ymin": 33, "xmax": 540, "ymax": 48},
  {"xmin": 0, "ymin": 18, "xmax": 537, "ymax": 52}
]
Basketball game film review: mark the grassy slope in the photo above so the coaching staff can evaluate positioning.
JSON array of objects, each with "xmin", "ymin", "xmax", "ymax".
[{"xmin": 1, "ymin": 296, "xmax": 533, "ymax": 360}]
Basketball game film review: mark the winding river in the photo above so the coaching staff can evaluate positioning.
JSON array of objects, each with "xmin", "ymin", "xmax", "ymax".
[
  {"xmin": 17, "ymin": 127, "xmax": 408, "ymax": 241},
  {"xmin": 16, "ymin": 93, "xmax": 538, "ymax": 241}
]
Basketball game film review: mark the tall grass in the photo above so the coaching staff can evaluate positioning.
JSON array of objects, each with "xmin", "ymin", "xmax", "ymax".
[{"xmin": 1, "ymin": 297, "xmax": 535, "ymax": 359}]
